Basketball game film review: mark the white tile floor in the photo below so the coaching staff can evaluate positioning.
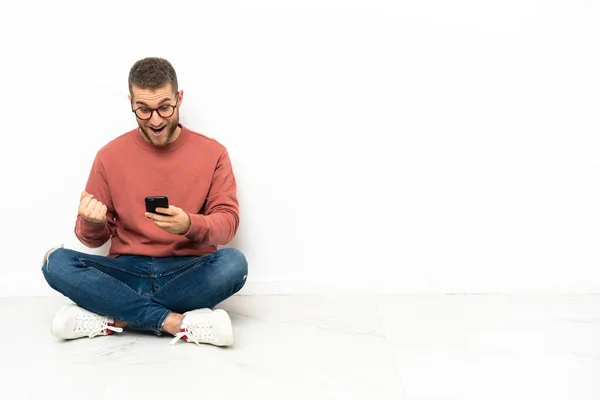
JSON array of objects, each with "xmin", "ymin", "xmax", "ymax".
[{"xmin": 0, "ymin": 294, "xmax": 599, "ymax": 399}]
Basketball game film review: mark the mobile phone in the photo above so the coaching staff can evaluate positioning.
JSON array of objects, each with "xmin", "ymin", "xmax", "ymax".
[{"xmin": 145, "ymin": 196, "xmax": 169, "ymax": 215}]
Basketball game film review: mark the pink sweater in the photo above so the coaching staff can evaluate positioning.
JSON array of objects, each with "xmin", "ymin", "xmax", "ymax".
[{"xmin": 75, "ymin": 125, "xmax": 239, "ymax": 257}]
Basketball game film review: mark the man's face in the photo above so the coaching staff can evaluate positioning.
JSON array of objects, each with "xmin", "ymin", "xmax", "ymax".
[{"xmin": 130, "ymin": 84, "xmax": 182, "ymax": 147}]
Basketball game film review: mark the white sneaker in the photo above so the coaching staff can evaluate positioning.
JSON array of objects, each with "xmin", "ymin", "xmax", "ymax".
[
  {"xmin": 51, "ymin": 304, "xmax": 123, "ymax": 339},
  {"xmin": 170, "ymin": 309, "xmax": 234, "ymax": 347}
]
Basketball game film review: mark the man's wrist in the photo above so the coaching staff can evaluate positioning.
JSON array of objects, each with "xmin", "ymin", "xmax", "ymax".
[
  {"xmin": 179, "ymin": 213, "xmax": 192, "ymax": 235},
  {"xmin": 80, "ymin": 215, "xmax": 105, "ymax": 224}
]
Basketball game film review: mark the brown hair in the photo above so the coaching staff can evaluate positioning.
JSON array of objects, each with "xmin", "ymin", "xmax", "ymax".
[{"xmin": 128, "ymin": 57, "xmax": 178, "ymax": 96}]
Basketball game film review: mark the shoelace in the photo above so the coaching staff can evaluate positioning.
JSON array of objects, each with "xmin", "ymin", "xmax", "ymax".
[
  {"xmin": 170, "ymin": 321, "xmax": 214, "ymax": 346},
  {"xmin": 74, "ymin": 314, "xmax": 123, "ymax": 338}
]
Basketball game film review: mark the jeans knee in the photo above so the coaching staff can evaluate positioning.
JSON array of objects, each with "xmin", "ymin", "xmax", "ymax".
[
  {"xmin": 41, "ymin": 247, "xmax": 70, "ymax": 284},
  {"xmin": 42, "ymin": 247, "xmax": 62, "ymax": 270},
  {"xmin": 219, "ymin": 248, "xmax": 248, "ymax": 278}
]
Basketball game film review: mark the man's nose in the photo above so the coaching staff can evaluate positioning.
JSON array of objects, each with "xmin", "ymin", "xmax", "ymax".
[{"xmin": 150, "ymin": 110, "xmax": 163, "ymax": 125}]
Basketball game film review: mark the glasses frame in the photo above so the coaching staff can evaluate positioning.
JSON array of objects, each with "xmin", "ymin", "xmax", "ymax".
[{"xmin": 132, "ymin": 96, "xmax": 180, "ymax": 120}]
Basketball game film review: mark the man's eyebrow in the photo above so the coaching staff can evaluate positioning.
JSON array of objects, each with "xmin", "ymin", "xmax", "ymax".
[{"xmin": 135, "ymin": 97, "xmax": 172, "ymax": 106}]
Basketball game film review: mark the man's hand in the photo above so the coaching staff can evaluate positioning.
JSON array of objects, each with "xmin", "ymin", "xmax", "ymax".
[
  {"xmin": 78, "ymin": 191, "xmax": 107, "ymax": 224},
  {"xmin": 145, "ymin": 205, "xmax": 191, "ymax": 235}
]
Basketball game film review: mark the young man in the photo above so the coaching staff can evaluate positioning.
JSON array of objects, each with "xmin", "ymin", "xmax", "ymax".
[{"xmin": 41, "ymin": 57, "xmax": 248, "ymax": 347}]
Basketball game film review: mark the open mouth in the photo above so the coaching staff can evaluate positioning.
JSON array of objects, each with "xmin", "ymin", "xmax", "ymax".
[{"xmin": 149, "ymin": 126, "xmax": 165, "ymax": 136}]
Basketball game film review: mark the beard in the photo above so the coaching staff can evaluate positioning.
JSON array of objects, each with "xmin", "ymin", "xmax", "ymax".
[{"xmin": 139, "ymin": 115, "xmax": 180, "ymax": 147}]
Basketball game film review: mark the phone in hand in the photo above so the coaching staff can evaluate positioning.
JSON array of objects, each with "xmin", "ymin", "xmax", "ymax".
[{"xmin": 145, "ymin": 196, "xmax": 169, "ymax": 216}]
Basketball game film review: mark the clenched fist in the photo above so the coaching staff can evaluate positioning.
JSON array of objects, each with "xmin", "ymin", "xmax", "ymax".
[{"xmin": 79, "ymin": 191, "xmax": 107, "ymax": 224}]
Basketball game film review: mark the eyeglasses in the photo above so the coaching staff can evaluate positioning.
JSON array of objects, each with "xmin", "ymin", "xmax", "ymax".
[{"xmin": 132, "ymin": 97, "xmax": 179, "ymax": 120}]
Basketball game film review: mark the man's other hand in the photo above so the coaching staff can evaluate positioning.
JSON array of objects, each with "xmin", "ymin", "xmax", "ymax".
[{"xmin": 79, "ymin": 191, "xmax": 107, "ymax": 224}]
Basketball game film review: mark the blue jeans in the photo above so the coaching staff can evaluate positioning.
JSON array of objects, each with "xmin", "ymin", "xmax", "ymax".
[{"xmin": 42, "ymin": 247, "xmax": 248, "ymax": 334}]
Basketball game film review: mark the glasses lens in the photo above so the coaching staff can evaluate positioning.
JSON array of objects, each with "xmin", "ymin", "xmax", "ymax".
[
  {"xmin": 157, "ymin": 106, "xmax": 175, "ymax": 118},
  {"xmin": 135, "ymin": 108, "xmax": 152, "ymax": 120}
]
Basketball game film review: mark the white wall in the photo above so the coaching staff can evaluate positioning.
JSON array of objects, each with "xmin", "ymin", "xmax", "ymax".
[{"xmin": 1, "ymin": 0, "xmax": 600, "ymax": 296}]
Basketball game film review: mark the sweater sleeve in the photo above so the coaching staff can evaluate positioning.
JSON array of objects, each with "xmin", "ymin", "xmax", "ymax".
[
  {"xmin": 184, "ymin": 149, "xmax": 240, "ymax": 245},
  {"xmin": 74, "ymin": 153, "xmax": 117, "ymax": 248}
]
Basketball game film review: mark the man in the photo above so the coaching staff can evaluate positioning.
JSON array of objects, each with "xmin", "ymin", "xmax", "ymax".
[{"xmin": 41, "ymin": 57, "xmax": 248, "ymax": 347}]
